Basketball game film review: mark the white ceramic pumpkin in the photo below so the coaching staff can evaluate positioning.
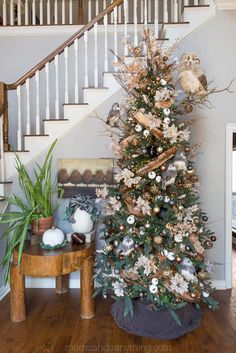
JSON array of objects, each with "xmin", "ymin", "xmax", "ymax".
[
  {"xmin": 42, "ymin": 226, "xmax": 65, "ymax": 247},
  {"xmin": 71, "ymin": 208, "xmax": 93, "ymax": 234}
]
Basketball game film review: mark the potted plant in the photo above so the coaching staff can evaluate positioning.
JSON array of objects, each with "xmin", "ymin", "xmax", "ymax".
[{"xmin": 0, "ymin": 140, "xmax": 63, "ymax": 283}]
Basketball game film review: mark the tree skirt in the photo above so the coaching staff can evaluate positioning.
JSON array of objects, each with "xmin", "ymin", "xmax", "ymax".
[{"xmin": 111, "ymin": 299, "xmax": 202, "ymax": 340}]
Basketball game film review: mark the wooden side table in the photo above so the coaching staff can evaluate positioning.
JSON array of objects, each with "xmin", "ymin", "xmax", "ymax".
[{"xmin": 10, "ymin": 240, "xmax": 95, "ymax": 322}]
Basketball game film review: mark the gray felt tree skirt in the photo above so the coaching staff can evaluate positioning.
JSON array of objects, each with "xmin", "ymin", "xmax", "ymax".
[{"xmin": 111, "ymin": 298, "xmax": 202, "ymax": 340}]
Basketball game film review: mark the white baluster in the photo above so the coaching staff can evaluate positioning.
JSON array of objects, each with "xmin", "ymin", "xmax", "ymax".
[
  {"xmin": 84, "ymin": 31, "xmax": 89, "ymax": 88},
  {"xmin": 104, "ymin": 12, "xmax": 108, "ymax": 72},
  {"xmin": 17, "ymin": 0, "xmax": 21, "ymax": 25},
  {"xmin": 47, "ymin": 0, "xmax": 51, "ymax": 25},
  {"xmin": 154, "ymin": 0, "xmax": 159, "ymax": 37},
  {"xmin": 118, "ymin": 4, "xmax": 122, "ymax": 23},
  {"xmin": 36, "ymin": 71, "xmax": 40, "ymax": 134},
  {"xmin": 62, "ymin": 0, "xmax": 65, "ymax": 25},
  {"xmin": 39, "ymin": 0, "xmax": 43, "ymax": 25},
  {"xmin": 194, "ymin": 0, "xmax": 198, "ymax": 5},
  {"xmin": 54, "ymin": 0, "xmax": 58, "ymax": 24},
  {"xmin": 25, "ymin": 0, "xmax": 29, "ymax": 25},
  {"xmin": 74, "ymin": 39, "xmax": 79, "ymax": 103},
  {"xmin": 133, "ymin": 0, "xmax": 138, "ymax": 46},
  {"xmin": 10, "ymin": 0, "xmax": 14, "ymax": 26},
  {"xmin": 55, "ymin": 55, "xmax": 59, "ymax": 119},
  {"xmin": 95, "ymin": 0, "xmax": 99, "ymax": 15},
  {"xmin": 184, "ymin": 0, "xmax": 189, "ymax": 5},
  {"xmin": 69, "ymin": 0, "xmax": 73, "ymax": 24},
  {"xmin": 124, "ymin": 0, "xmax": 128, "ymax": 55},
  {"xmin": 110, "ymin": 0, "xmax": 114, "ymax": 24},
  {"xmin": 113, "ymin": 6, "xmax": 118, "ymax": 72},
  {"xmin": 32, "ymin": 0, "xmax": 36, "ymax": 25},
  {"xmin": 94, "ymin": 24, "xmax": 98, "ymax": 88},
  {"xmin": 148, "ymin": 0, "xmax": 152, "ymax": 23},
  {"xmin": 26, "ymin": 78, "xmax": 30, "ymax": 134},
  {"xmin": 17, "ymin": 86, "xmax": 22, "ymax": 150},
  {"xmin": 163, "ymin": 0, "xmax": 168, "ymax": 23},
  {"xmin": 173, "ymin": 0, "xmax": 178, "ymax": 22},
  {"xmin": 0, "ymin": 118, "xmax": 5, "ymax": 181},
  {"xmin": 144, "ymin": 0, "xmax": 148, "ymax": 27},
  {"xmin": 45, "ymin": 62, "xmax": 50, "ymax": 119},
  {"xmin": 64, "ymin": 47, "xmax": 69, "ymax": 103},
  {"xmin": 3, "ymin": 0, "xmax": 7, "ymax": 26},
  {"xmin": 140, "ymin": 0, "xmax": 144, "ymax": 23},
  {"xmin": 88, "ymin": 0, "xmax": 91, "ymax": 22}
]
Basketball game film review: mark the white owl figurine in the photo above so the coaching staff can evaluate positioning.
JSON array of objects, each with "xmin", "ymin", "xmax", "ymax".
[{"xmin": 179, "ymin": 52, "xmax": 208, "ymax": 99}]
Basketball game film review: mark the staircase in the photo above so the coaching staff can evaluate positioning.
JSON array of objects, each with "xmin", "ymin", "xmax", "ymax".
[{"xmin": 0, "ymin": 0, "xmax": 216, "ymax": 198}]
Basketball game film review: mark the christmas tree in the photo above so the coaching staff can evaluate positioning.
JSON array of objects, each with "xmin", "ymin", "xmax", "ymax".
[{"xmin": 95, "ymin": 30, "xmax": 219, "ymax": 319}]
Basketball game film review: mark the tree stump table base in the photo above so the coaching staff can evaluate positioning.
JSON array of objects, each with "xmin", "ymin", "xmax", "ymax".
[{"xmin": 10, "ymin": 241, "xmax": 95, "ymax": 322}]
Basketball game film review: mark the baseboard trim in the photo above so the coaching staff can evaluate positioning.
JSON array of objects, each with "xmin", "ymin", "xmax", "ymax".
[
  {"xmin": 211, "ymin": 280, "xmax": 227, "ymax": 290},
  {"xmin": 0, "ymin": 285, "xmax": 10, "ymax": 301}
]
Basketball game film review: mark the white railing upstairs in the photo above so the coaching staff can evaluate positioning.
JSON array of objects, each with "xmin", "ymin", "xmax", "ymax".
[{"xmin": 0, "ymin": 0, "xmax": 208, "ymax": 27}]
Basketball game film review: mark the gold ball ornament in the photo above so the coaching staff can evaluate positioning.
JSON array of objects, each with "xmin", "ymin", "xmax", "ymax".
[
  {"xmin": 149, "ymin": 185, "xmax": 159, "ymax": 194},
  {"xmin": 179, "ymin": 243, "xmax": 186, "ymax": 252},
  {"xmin": 154, "ymin": 235, "xmax": 163, "ymax": 244},
  {"xmin": 184, "ymin": 104, "xmax": 193, "ymax": 114},
  {"xmin": 195, "ymin": 253, "xmax": 204, "ymax": 261},
  {"xmin": 160, "ymin": 165, "xmax": 166, "ymax": 172},
  {"xmin": 159, "ymin": 63, "xmax": 166, "ymax": 70},
  {"xmin": 190, "ymin": 292, "xmax": 196, "ymax": 299},
  {"xmin": 185, "ymin": 146, "xmax": 191, "ymax": 153},
  {"xmin": 203, "ymin": 239, "xmax": 213, "ymax": 249},
  {"xmin": 163, "ymin": 55, "xmax": 169, "ymax": 62},
  {"xmin": 194, "ymin": 217, "xmax": 200, "ymax": 225},
  {"xmin": 178, "ymin": 205, "xmax": 184, "ymax": 211},
  {"xmin": 145, "ymin": 222, "xmax": 151, "ymax": 229},
  {"xmin": 176, "ymin": 256, "xmax": 182, "ymax": 263},
  {"xmin": 153, "ymin": 206, "xmax": 161, "ymax": 214},
  {"xmin": 198, "ymin": 271, "xmax": 208, "ymax": 280},
  {"xmin": 119, "ymin": 224, "xmax": 126, "ymax": 231}
]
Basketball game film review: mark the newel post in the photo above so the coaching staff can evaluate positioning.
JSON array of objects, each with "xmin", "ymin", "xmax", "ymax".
[
  {"xmin": 78, "ymin": 0, "xmax": 84, "ymax": 25},
  {"xmin": 0, "ymin": 82, "xmax": 10, "ymax": 152}
]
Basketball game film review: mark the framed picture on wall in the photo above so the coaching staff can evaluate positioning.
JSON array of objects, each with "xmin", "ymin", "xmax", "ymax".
[{"xmin": 58, "ymin": 158, "xmax": 115, "ymax": 198}]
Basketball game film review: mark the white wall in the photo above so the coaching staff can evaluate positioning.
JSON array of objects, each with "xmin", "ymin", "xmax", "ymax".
[{"xmin": 1, "ymin": 10, "xmax": 236, "ymax": 288}]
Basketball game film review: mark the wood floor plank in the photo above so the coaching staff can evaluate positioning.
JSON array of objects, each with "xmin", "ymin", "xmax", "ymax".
[{"xmin": 0, "ymin": 248, "xmax": 236, "ymax": 353}]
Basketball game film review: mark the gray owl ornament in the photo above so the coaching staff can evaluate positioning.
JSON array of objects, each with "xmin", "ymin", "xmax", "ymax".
[
  {"xmin": 116, "ymin": 236, "xmax": 135, "ymax": 256},
  {"xmin": 162, "ymin": 164, "xmax": 177, "ymax": 190},
  {"xmin": 106, "ymin": 103, "xmax": 121, "ymax": 127},
  {"xmin": 174, "ymin": 151, "xmax": 187, "ymax": 172}
]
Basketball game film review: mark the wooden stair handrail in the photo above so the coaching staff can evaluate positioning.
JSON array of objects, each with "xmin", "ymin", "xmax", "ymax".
[{"xmin": 6, "ymin": 0, "xmax": 124, "ymax": 91}]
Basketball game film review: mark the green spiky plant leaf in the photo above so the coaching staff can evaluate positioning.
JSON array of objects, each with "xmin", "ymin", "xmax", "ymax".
[{"xmin": 0, "ymin": 140, "xmax": 63, "ymax": 283}]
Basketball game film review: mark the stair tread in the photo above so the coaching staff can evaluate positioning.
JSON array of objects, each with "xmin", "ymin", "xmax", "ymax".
[
  {"xmin": 184, "ymin": 5, "xmax": 210, "ymax": 8},
  {"xmin": 24, "ymin": 134, "xmax": 49, "ymax": 137},
  {"xmin": 63, "ymin": 103, "xmax": 89, "ymax": 106},
  {"xmin": 161, "ymin": 21, "xmax": 190, "ymax": 25},
  {"xmin": 0, "ymin": 181, "xmax": 12, "ymax": 184},
  {"xmin": 83, "ymin": 87, "xmax": 109, "ymax": 90},
  {"xmin": 43, "ymin": 118, "xmax": 69, "ymax": 121},
  {"xmin": 5, "ymin": 150, "xmax": 30, "ymax": 153}
]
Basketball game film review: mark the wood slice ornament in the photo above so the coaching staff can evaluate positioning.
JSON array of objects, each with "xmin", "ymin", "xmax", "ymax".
[
  {"xmin": 137, "ymin": 146, "xmax": 177, "ymax": 176},
  {"xmin": 131, "ymin": 111, "xmax": 163, "ymax": 139}
]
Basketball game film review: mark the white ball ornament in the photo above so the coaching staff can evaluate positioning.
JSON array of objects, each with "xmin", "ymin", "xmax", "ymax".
[
  {"xmin": 148, "ymin": 171, "xmax": 156, "ymax": 179},
  {"xmin": 143, "ymin": 129, "xmax": 150, "ymax": 138},
  {"xmin": 42, "ymin": 226, "xmax": 65, "ymax": 247},
  {"xmin": 127, "ymin": 215, "xmax": 135, "ymax": 225},
  {"xmin": 135, "ymin": 124, "xmax": 142, "ymax": 132},
  {"xmin": 152, "ymin": 278, "xmax": 159, "ymax": 285},
  {"xmin": 167, "ymin": 252, "xmax": 175, "ymax": 261},
  {"xmin": 156, "ymin": 175, "xmax": 162, "ymax": 183},
  {"xmin": 202, "ymin": 291, "xmax": 209, "ymax": 298},
  {"xmin": 163, "ymin": 108, "xmax": 170, "ymax": 116},
  {"xmin": 149, "ymin": 284, "xmax": 158, "ymax": 294},
  {"xmin": 174, "ymin": 234, "xmax": 183, "ymax": 243},
  {"xmin": 72, "ymin": 208, "xmax": 93, "ymax": 234}
]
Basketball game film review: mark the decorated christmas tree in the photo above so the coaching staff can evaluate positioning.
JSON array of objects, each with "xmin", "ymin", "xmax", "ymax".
[{"xmin": 95, "ymin": 30, "xmax": 220, "ymax": 326}]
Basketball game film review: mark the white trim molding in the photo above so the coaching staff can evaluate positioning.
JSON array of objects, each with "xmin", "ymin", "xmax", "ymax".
[
  {"xmin": 0, "ymin": 285, "xmax": 10, "ymax": 301},
  {"xmin": 225, "ymin": 123, "xmax": 236, "ymax": 289},
  {"xmin": 217, "ymin": 1, "xmax": 236, "ymax": 9}
]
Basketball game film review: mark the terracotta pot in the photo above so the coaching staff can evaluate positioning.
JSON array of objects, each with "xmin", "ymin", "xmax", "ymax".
[{"xmin": 31, "ymin": 216, "xmax": 54, "ymax": 236}]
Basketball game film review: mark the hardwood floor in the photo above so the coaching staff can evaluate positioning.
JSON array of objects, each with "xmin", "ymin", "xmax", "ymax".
[{"xmin": 0, "ymin": 250, "xmax": 236, "ymax": 353}]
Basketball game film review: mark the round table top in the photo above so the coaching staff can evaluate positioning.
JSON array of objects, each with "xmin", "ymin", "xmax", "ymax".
[
  {"xmin": 14, "ymin": 240, "xmax": 95, "ymax": 276},
  {"xmin": 22, "ymin": 240, "xmax": 95, "ymax": 257}
]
